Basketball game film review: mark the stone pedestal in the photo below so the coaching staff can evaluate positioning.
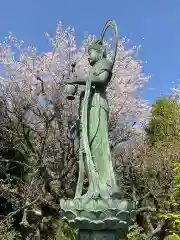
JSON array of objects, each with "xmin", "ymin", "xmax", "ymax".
[
  {"xmin": 60, "ymin": 198, "xmax": 136, "ymax": 239},
  {"xmin": 77, "ymin": 229, "xmax": 117, "ymax": 240}
]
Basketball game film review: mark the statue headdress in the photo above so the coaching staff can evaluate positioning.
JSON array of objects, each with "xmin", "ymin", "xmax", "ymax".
[{"xmin": 88, "ymin": 39, "xmax": 103, "ymax": 53}]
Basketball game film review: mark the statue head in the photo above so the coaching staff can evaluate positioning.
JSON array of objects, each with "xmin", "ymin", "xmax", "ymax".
[{"xmin": 88, "ymin": 39, "xmax": 106, "ymax": 66}]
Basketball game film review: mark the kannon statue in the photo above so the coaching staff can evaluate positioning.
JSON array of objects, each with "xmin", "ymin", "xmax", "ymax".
[{"xmin": 64, "ymin": 20, "xmax": 119, "ymax": 202}]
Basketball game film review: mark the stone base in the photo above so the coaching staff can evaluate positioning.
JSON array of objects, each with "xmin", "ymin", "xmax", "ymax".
[
  {"xmin": 77, "ymin": 229, "xmax": 119, "ymax": 240},
  {"xmin": 60, "ymin": 198, "xmax": 136, "ymax": 231}
]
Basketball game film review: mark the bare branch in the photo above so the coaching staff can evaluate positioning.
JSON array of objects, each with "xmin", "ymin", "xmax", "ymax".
[{"xmin": 7, "ymin": 197, "xmax": 41, "ymax": 220}]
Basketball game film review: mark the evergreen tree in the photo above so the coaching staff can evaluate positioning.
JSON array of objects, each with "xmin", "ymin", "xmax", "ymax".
[{"xmin": 147, "ymin": 96, "xmax": 180, "ymax": 237}]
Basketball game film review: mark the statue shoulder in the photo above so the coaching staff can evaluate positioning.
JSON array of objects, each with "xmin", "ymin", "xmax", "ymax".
[{"xmin": 95, "ymin": 59, "xmax": 112, "ymax": 75}]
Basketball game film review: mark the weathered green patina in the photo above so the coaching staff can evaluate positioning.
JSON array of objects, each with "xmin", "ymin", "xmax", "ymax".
[
  {"xmin": 61, "ymin": 20, "xmax": 136, "ymax": 239},
  {"xmin": 64, "ymin": 23, "xmax": 118, "ymax": 201}
]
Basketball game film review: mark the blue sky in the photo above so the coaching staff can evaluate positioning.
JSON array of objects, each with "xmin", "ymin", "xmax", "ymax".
[{"xmin": 0, "ymin": 0, "xmax": 179, "ymax": 103}]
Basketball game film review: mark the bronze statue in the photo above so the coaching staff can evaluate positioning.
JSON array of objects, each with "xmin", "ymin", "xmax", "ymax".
[
  {"xmin": 64, "ymin": 23, "xmax": 119, "ymax": 202},
  {"xmin": 61, "ymin": 21, "xmax": 136, "ymax": 239}
]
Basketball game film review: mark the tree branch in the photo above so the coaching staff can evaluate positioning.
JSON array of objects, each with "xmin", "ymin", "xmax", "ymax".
[
  {"xmin": 7, "ymin": 197, "xmax": 41, "ymax": 220},
  {"xmin": 148, "ymin": 219, "xmax": 169, "ymax": 240}
]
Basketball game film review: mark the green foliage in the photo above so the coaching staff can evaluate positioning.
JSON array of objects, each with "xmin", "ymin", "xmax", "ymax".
[
  {"xmin": 55, "ymin": 220, "xmax": 76, "ymax": 240},
  {"xmin": 127, "ymin": 224, "xmax": 147, "ymax": 240},
  {"xmin": 0, "ymin": 222, "xmax": 21, "ymax": 240},
  {"xmin": 147, "ymin": 96, "xmax": 180, "ymax": 143},
  {"xmin": 161, "ymin": 162, "xmax": 180, "ymax": 235},
  {"xmin": 170, "ymin": 233, "xmax": 180, "ymax": 240},
  {"xmin": 46, "ymin": 219, "xmax": 76, "ymax": 240},
  {"xmin": 145, "ymin": 96, "xmax": 180, "ymax": 237}
]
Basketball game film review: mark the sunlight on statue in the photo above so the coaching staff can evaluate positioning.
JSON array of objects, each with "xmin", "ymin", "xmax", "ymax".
[
  {"xmin": 64, "ymin": 38, "xmax": 119, "ymax": 201},
  {"xmin": 61, "ymin": 21, "xmax": 136, "ymax": 236}
]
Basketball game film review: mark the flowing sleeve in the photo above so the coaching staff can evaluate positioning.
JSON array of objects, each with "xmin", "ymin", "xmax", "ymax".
[{"xmin": 94, "ymin": 59, "xmax": 112, "ymax": 76}]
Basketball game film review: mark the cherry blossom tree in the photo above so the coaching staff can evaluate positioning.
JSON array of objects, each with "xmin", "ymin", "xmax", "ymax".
[{"xmin": 0, "ymin": 21, "xmax": 150, "ymax": 142}]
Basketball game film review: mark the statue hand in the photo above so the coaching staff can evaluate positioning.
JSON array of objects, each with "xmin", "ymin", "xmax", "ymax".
[
  {"xmin": 65, "ymin": 84, "xmax": 77, "ymax": 100},
  {"xmin": 64, "ymin": 76, "xmax": 77, "ymax": 84}
]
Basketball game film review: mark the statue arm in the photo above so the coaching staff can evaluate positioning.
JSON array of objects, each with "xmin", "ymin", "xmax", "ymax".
[
  {"xmin": 65, "ymin": 71, "xmax": 110, "ymax": 86},
  {"xmin": 91, "ymin": 71, "xmax": 110, "ymax": 85}
]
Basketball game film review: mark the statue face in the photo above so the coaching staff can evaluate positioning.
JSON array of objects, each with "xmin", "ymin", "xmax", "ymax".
[{"xmin": 88, "ymin": 49, "xmax": 99, "ymax": 66}]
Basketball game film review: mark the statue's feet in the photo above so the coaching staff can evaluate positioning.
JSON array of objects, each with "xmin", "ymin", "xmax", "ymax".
[
  {"xmin": 109, "ymin": 185, "xmax": 121, "ymax": 199},
  {"xmin": 74, "ymin": 183, "xmax": 99, "ymax": 198},
  {"xmin": 99, "ymin": 187, "xmax": 111, "ymax": 200},
  {"xmin": 79, "ymin": 183, "xmax": 99, "ymax": 204}
]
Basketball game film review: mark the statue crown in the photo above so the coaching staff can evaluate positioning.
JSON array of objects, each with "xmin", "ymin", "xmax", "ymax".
[{"xmin": 88, "ymin": 39, "xmax": 103, "ymax": 53}]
